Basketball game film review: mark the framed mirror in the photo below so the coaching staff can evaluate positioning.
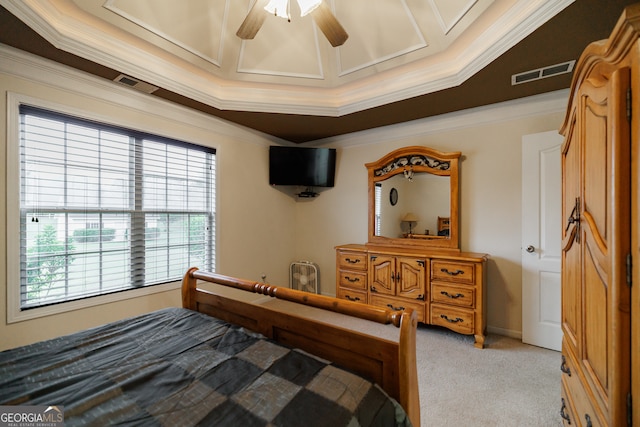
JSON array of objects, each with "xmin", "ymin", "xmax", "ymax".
[{"xmin": 366, "ymin": 146, "xmax": 461, "ymax": 251}]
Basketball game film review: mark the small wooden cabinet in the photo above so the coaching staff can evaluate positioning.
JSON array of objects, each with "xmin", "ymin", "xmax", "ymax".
[
  {"xmin": 336, "ymin": 244, "xmax": 488, "ymax": 348},
  {"xmin": 369, "ymin": 253, "xmax": 427, "ymax": 322}
]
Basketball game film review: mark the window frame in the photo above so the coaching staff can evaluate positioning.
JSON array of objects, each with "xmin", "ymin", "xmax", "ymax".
[{"xmin": 6, "ymin": 93, "xmax": 217, "ymax": 323}]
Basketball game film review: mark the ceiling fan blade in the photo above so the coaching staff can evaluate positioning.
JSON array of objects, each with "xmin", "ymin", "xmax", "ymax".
[
  {"xmin": 310, "ymin": 2, "xmax": 348, "ymax": 47},
  {"xmin": 237, "ymin": 0, "xmax": 270, "ymax": 40}
]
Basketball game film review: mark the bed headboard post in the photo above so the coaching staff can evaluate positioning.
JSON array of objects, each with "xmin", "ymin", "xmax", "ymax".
[
  {"xmin": 399, "ymin": 309, "xmax": 420, "ymax": 427},
  {"xmin": 182, "ymin": 266, "xmax": 199, "ymax": 310}
]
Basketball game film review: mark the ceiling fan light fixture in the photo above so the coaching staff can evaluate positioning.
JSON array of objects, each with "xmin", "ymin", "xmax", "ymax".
[
  {"xmin": 264, "ymin": 0, "xmax": 289, "ymax": 19},
  {"xmin": 297, "ymin": 0, "xmax": 322, "ymax": 17},
  {"xmin": 239, "ymin": 0, "xmax": 346, "ymax": 47}
]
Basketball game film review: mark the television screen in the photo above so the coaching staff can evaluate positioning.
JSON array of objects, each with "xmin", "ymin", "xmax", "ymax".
[{"xmin": 269, "ymin": 146, "xmax": 336, "ymax": 187}]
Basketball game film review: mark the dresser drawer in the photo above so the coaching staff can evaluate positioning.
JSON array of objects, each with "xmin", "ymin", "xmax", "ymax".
[
  {"xmin": 337, "ymin": 269, "xmax": 367, "ymax": 291},
  {"xmin": 337, "ymin": 251, "xmax": 368, "ymax": 271},
  {"xmin": 432, "ymin": 260, "xmax": 475, "ymax": 284},
  {"xmin": 560, "ymin": 343, "xmax": 605, "ymax": 427},
  {"xmin": 561, "ymin": 375, "xmax": 604, "ymax": 427},
  {"xmin": 430, "ymin": 304, "xmax": 474, "ymax": 334},
  {"xmin": 560, "ymin": 384, "xmax": 577, "ymax": 427},
  {"xmin": 337, "ymin": 287, "xmax": 367, "ymax": 304},
  {"xmin": 370, "ymin": 294, "xmax": 425, "ymax": 323},
  {"xmin": 431, "ymin": 282, "xmax": 475, "ymax": 308}
]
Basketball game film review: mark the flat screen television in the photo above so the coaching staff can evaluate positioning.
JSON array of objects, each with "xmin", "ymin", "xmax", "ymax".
[{"xmin": 269, "ymin": 146, "xmax": 336, "ymax": 188}]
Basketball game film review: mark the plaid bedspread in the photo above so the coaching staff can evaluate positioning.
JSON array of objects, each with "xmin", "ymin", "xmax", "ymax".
[{"xmin": 0, "ymin": 307, "xmax": 410, "ymax": 426}]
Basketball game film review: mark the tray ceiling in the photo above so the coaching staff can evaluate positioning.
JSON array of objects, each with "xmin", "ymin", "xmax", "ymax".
[{"xmin": 0, "ymin": 0, "xmax": 636, "ymax": 142}]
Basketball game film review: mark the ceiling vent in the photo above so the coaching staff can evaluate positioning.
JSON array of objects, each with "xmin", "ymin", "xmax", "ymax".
[
  {"xmin": 511, "ymin": 60, "xmax": 576, "ymax": 85},
  {"xmin": 113, "ymin": 74, "xmax": 158, "ymax": 94}
]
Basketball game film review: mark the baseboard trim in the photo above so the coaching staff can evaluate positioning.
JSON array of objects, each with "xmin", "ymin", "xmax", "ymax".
[{"xmin": 487, "ymin": 325, "xmax": 522, "ymax": 340}]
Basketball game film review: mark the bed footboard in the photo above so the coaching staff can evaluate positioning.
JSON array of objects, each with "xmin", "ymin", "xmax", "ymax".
[{"xmin": 182, "ymin": 267, "xmax": 420, "ymax": 427}]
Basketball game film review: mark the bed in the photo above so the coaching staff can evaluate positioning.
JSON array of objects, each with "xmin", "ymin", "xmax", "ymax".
[{"xmin": 0, "ymin": 267, "xmax": 420, "ymax": 426}]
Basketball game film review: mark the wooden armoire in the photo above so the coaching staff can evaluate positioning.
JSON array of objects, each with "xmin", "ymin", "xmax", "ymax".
[{"xmin": 559, "ymin": 4, "xmax": 639, "ymax": 426}]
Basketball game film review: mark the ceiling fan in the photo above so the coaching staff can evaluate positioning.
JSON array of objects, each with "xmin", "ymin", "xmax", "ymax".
[{"xmin": 237, "ymin": 0, "xmax": 348, "ymax": 47}]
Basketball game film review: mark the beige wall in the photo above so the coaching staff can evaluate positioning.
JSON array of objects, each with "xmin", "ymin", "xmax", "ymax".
[
  {"xmin": 296, "ymin": 94, "xmax": 567, "ymax": 338},
  {"xmin": 1, "ymin": 44, "xmax": 568, "ymax": 350},
  {"xmin": 0, "ymin": 46, "xmax": 295, "ymax": 350}
]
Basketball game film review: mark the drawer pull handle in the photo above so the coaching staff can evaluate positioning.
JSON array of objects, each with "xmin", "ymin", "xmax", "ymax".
[
  {"xmin": 584, "ymin": 414, "xmax": 592, "ymax": 427},
  {"xmin": 560, "ymin": 398, "xmax": 571, "ymax": 424},
  {"xmin": 441, "ymin": 291, "xmax": 464, "ymax": 299},
  {"xmin": 416, "ymin": 294, "xmax": 425, "ymax": 301},
  {"xmin": 440, "ymin": 314, "xmax": 463, "ymax": 323},
  {"xmin": 387, "ymin": 304, "xmax": 405, "ymax": 311},
  {"xmin": 370, "ymin": 286, "xmax": 378, "ymax": 293},
  {"xmin": 345, "ymin": 295, "xmax": 361, "ymax": 302},
  {"xmin": 344, "ymin": 276, "xmax": 360, "ymax": 283},
  {"xmin": 441, "ymin": 268, "xmax": 464, "ymax": 276},
  {"xmin": 345, "ymin": 258, "xmax": 361, "ymax": 264},
  {"xmin": 560, "ymin": 355, "xmax": 571, "ymax": 376}
]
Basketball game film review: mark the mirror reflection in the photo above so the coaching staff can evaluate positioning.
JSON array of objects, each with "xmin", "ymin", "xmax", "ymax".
[{"xmin": 375, "ymin": 173, "xmax": 450, "ymax": 239}]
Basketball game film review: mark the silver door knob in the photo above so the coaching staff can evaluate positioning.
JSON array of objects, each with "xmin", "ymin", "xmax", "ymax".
[{"xmin": 526, "ymin": 245, "xmax": 535, "ymax": 253}]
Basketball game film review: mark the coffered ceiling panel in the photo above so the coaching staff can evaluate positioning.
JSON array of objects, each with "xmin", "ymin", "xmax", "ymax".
[
  {"xmin": 336, "ymin": 0, "xmax": 427, "ymax": 75},
  {"xmin": 432, "ymin": 0, "xmax": 479, "ymax": 34},
  {"xmin": 104, "ymin": 0, "xmax": 227, "ymax": 67},
  {"xmin": 238, "ymin": 10, "xmax": 324, "ymax": 79}
]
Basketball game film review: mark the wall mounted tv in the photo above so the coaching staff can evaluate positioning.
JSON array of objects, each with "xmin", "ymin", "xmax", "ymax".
[{"xmin": 269, "ymin": 146, "xmax": 336, "ymax": 189}]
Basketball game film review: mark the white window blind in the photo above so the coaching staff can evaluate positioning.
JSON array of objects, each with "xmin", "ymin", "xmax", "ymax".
[
  {"xmin": 375, "ymin": 182, "xmax": 382, "ymax": 236},
  {"xmin": 19, "ymin": 106, "xmax": 216, "ymax": 310}
]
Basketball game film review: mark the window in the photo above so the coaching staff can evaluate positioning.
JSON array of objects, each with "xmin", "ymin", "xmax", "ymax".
[
  {"xmin": 19, "ymin": 106, "xmax": 216, "ymax": 310},
  {"xmin": 375, "ymin": 182, "xmax": 382, "ymax": 236}
]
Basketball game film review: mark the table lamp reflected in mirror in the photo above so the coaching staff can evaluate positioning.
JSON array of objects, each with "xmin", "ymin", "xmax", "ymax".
[{"xmin": 401, "ymin": 212, "xmax": 419, "ymax": 235}]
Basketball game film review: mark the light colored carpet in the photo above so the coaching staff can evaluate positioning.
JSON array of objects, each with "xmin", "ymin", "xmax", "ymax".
[{"xmin": 416, "ymin": 325, "xmax": 562, "ymax": 427}]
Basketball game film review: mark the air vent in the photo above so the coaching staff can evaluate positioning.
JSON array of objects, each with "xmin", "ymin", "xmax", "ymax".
[
  {"xmin": 511, "ymin": 60, "xmax": 576, "ymax": 85},
  {"xmin": 113, "ymin": 74, "xmax": 158, "ymax": 94}
]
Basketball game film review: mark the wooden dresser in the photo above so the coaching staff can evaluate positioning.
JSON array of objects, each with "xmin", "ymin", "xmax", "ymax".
[
  {"xmin": 559, "ymin": 4, "xmax": 639, "ymax": 426},
  {"xmin": 336, "ymin": 244, "xmax": 488, "ymax": 348}
]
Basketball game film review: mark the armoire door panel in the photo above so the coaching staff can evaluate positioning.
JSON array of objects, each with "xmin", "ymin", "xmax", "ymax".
[
  {"xmin": 561, "ymin": 118, "xmax": 581, "ymax": 352},
  {"xmin": 562, "ymin": 245, "xmax": 581, "ymax": 349},
  {"xmin": 582, "ymin": 241, "xmax": 609, "ymax": 407},
  {"xmin": 582, "ymin": 102, "xmax": 609, "ymax": 241},
  {"xmin": 582, "ymin": 220, "xmax": 609, "ymax": 278},
  {"xmin": 578, "ymin": 79, "xmax": 612, "ymax": 417}
]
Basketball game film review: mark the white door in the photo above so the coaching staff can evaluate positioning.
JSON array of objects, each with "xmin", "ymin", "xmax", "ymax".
[{"xmin": 521, "ymin": 131, "xmax": 563, "ymax": 351}]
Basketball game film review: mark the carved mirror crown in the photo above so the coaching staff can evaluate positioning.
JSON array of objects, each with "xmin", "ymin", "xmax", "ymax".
[{"xmin": 366, "ymin": 146, "xmax": 460, "ymax": 251}]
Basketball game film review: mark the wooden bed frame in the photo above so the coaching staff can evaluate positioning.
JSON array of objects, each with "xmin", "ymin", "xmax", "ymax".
[{"xmin": 182, "ymin": 267, "xmax": 420, "ymax": 427}]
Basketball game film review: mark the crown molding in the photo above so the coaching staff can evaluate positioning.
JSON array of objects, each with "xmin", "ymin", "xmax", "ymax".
[
  {"xmin": 0, "ymin": 44, "xmax": 281, "ymax": 146},
  {"xmin": 3, "ymin": 0, "xmax": 574, "ymax": 117},
  {"xmin": 321, "ymin": 89, "xmax": 570, "ymax": 149},
  {"xmin": 1, "ymin": 40, "xmax": 568, "ymax": 150}
]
